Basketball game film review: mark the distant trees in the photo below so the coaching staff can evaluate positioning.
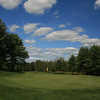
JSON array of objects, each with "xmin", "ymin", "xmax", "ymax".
[
  {"xmin": 47, "ymin": 61, "xmax": 56, "ymax": 72},
  {"xmin": 21, "ymin": 45, "xmax": 100, "ymax": 76},
  {"xmin": 0, "ymin": 19, "xmax": 29, "ymax": 72},
  {"xmin": 34, "ymin": 60, "xmax": 46, "ymax": 72},
  {"xmin": 68, "ymin": 55, "xmax": 76, "ymax": 74},
  {"xmin": 56, "ymin": 57, "xmax": 66, "ymax": 71}
]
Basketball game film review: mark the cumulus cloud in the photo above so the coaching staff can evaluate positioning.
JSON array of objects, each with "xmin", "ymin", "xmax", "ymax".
[
  {"xmin": 26, "ymin": 46, "xmax": 78, "ymax": 62},
  {"xmin": 82, "ymin": 38, "xmax": 100, "ymax": 47},
  {"xmin": 24, "ymin": 23, "xmax": 38, "ymax": 33},
  {"xmin": 9, "ymin": 24, "xmax": 20, "ymax": 32},
  {"xmin": 26, "ymin": 38, "xmax": 100, "ymax": 62},
  {"xmin": 43, "ymin": 28, "xmax": 100, "ymax": 47},
  {"xmin": 24, "ymin": 0, "xmax": 57, "ymax": 14},
  {"xmin": 0, "ymin": 0, "xmax": 22, "ymax": 9},
  {"xmin": 34, "ymin": 27, "xmax": 53, "ymax": 36},
  {"xmin": 95, "ymin": 0, "xmax": 100, "ymax": 8},
  {"xmin": 24, "ymin": 39, "xmax": 36, "ymax": 44},
  {"xmin": 43, "ymin": 29, "xmax": 87, "ymax": 42}
]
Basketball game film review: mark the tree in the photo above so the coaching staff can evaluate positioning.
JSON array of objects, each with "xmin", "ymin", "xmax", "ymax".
[
  {"xmin": 0, "ymin": 19, "xmax": 7, "ymax": 70},
  {"xmin": 56, "ymin": 57, "xmax": 66, "ymax": 71},
  {"xmin": 47, "ymin": 61, "xmax": 56, "ymax": 72},
  {"xmin": 77, "ymin": 47, "xmax": 91, "ymax": 74},
  {"xmin": 68, "ymin": 55, "xmax": 76, "ymax": 74},
  {"xmin": 0, "ymin": 19, "xmax": 29, "ymax": 72},
  {"xmin": 34, "ymin": 60, "xmax": 45, "ymax": 72},
  {"xmin": 89, "ymin": 45, "xmax": 100, "ymax": 75},
  {"xmin": 76, "ymin": 45, "xmax": 100, "ymax": 75},
  {"xmin": 5, "ymin": 34, "xmax": 29, "ymax": 71}
]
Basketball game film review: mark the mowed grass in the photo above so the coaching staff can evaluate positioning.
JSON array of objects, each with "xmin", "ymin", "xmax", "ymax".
[{"xmin": 0, "ymin": 72, "xmax": 100, "ymax": 100}]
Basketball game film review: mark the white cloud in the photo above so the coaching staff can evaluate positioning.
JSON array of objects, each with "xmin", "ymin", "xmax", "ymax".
[
  {"xmin": 24, "ymin": 23, "xmax": 38, "ymax": 33},
  {"xmin": 26, "ymin": 37, "xmax": 100, "ymax": 62},
  {"xmin": 59, "ymin": 24, "xmax": 66, "ymax": 28},
  {"xmin": 73, "ymin": 26, "xmax": 84, "ymax": 32},
  {"xmin": 95, "ymin": 0, "xmax": 100, "ymax": 8},
  {"xmin": 44, "ymin": 29, "xmax": 87, "ymax": 42},
  {"xmin": 0, "ymin": 0, "xmax": 22, "ymax": 9},
  {"xmin": 26, "ymin": 46, "xmax": 78, "ymax": 62},
  {"xmin": 9, "ymin": 24, "xmax": 20, "ymax": 32},
  {"xmin": 24, "ymin": 39, "xmax": 36, "ymax": 44},
  {"xmin": 43, "ymin": 28, "xmax": 100, "ymax": 47},
  {"xmin": 24, "ymin": 0, "xmax": 57, "ymax": 14},
  {"xmin": 34, "ymin": 27, "xmax": 53, "ymax": 36},
  {"xmin": 82, "ymin": 38, "xmax": 100, "ymax": 47}
]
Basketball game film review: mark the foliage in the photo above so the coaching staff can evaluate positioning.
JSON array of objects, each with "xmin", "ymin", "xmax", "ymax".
[
  {"xmin": 89, "ymin": 45, "xmax": 100, "ymax": 75},
  {"xmin": 77, "ymin": 46, "xmax": 100, "ymax": 75},
  {"xmin": 56, "ymin": 57, "xmax": 66, "ymax": 71},
  {"xmin": 68, "ymin": 55, "xmax": 76, "ymax": 74},
  {"xmin": 0, "ymin": 19, "xmax": 29, "ymax": 72}
]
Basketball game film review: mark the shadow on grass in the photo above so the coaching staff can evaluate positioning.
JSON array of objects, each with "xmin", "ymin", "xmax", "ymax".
[{"xmin": 0, "ymin": 83, "xmax": 100, "ymax": 100}]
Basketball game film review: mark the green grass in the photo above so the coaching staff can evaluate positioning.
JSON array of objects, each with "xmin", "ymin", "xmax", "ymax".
[{"xmin": 0, "ymin": 72, "xmax": 100, "ymax": 100}]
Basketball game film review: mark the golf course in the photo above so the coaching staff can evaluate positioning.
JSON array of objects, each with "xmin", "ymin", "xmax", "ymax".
[{"xmin": 0, "ymin": 72, "xmax": 100, "ymax": 100}]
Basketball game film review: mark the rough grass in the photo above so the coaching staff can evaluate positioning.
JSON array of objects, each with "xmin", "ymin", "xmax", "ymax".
[{"xmin": 0, "ymin": 72, "xmax": 100, "ymax": 100}]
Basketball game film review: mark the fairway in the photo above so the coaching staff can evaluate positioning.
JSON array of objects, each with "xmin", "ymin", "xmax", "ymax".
[{"xmin": 0, "ymin": 72, "xmax": 100, "ymax": 100}]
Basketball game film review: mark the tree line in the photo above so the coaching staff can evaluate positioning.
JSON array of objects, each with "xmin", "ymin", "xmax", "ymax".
[
  {"xmin": 27, "ymin": 46, "xmax": 100, "ymax": 76},
  {"xmin": 0, "ymin": 19, "xmax": 100, "ymax": 75}
]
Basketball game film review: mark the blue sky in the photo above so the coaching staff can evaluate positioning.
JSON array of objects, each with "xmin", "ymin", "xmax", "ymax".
[{"xmin": 0, "ymin": 0, "xmax": 100, "ymax": 62}]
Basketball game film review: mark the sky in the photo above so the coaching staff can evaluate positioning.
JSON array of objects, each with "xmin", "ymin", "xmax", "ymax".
[{"xmin": 0, "ymin": 0, "xmax": 100, "ymax": 62}]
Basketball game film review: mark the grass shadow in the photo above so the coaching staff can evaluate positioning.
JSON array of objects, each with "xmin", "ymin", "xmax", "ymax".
[{"xmin": 0, "ymin": 83, "xmax": 100, "ymax": 100}]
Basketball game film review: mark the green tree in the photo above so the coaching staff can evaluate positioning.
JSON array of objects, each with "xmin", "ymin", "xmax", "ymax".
[
  {"xmin": 56, "ymin": 57, "xmax": 66, "ymax": 71},
  {"xmin": 48, "ymin": 61, "xmax": 56, "ymax": 72},
  {"xmin": 77, "ymin": 47, "xmax": 91, "ymax": 74},
  {"xmin": 0, "ymin": 19, "xmax": 29, "ymax": 72},
  {"xmin": 68, "ymin": 55, "xmax": 76, "ymax": 74},
  {"xmin": 34, "ymin": 60, "xmax": 45, "ymax": 72},
  {"xmin": 0, "ymin": 19, "xmax": 7, "ymax": 69},
  {"xmin": 89, "ymin": 45, "xmax": 100, "ymax": 75},
  {"xmin": 6, "ymin": 34, "xmax": 29, "ymax": 71}
]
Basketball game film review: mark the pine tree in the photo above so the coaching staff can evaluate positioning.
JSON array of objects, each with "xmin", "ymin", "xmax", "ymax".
[{"xmin": 68, "ymin": 55, "xmax": 76, "ymax": 74}]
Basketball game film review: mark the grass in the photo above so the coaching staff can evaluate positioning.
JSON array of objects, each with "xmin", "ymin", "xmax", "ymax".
[{"xmin": 0, "ymin": 72, "xmax": 100, "ymax": 100}]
